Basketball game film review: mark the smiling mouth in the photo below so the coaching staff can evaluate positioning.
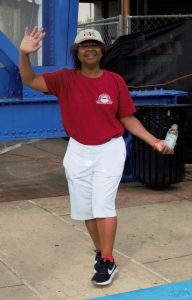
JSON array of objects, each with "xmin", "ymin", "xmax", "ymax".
[{"xmin": 85, "ymin": 54, "xmax": 98, "ymax": 59}]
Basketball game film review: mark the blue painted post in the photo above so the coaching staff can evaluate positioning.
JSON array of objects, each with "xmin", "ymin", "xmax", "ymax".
[
  {"xmin": 42, "ymin": 0, "xmax": 79, "ymax": 68},
  {"xmin": 0, "ymin": 31, "xmax": 22, "ymax": 98},
  {"xmin": 0, "ymin": 0, "xmax": 79, "ymax": 141}
]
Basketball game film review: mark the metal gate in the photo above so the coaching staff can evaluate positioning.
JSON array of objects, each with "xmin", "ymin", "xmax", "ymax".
[
  {"xmin": 78, "ymin": 16, "xmax": 122, "ymax": 46},
  {"xmin": 78, "ymin": 14, "xmax": 192, "ymax": 46},
  {"xmin": 126, "ymin": 14, "xmax": 192, "ymax": 34}
]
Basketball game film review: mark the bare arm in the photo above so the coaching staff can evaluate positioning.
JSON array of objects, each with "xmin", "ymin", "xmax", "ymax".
[
  {"xmin": 19, "ymin": 26, "xmax": 48, "ymax": 92},
  {"xmin": 120, "ymin": 115, "xmax": 173, "ymax": 154}
]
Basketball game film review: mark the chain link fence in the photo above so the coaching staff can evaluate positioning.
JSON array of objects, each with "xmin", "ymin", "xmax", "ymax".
[
  {"xmin": 126, "ymin": 14, "xmax": 192, "ymax": 34},
  {"xmin": 78, "ymin": 14, "xmax": 192, "ymax": 46},
  {"xmin": 78, "ymin": 16, "xmax": 122, "ymax": 46}
]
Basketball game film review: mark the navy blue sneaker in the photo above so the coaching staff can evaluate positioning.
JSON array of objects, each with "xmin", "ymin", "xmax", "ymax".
[{"xmin": 91, "ymin": 258, "xmax": 118, "ymax": 285}]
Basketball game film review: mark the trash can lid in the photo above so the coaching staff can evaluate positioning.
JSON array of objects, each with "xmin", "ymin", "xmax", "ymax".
[{"xmin": 130, "ymin": 89, "xmax": 188, "ymax": 97}]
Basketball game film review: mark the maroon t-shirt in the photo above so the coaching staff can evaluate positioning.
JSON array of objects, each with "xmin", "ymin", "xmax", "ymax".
[{"xmin": 43, "ymin": 69, "xmax": 136, "ymax": 145}]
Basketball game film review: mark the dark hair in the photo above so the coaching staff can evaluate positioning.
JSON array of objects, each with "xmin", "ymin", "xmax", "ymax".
[{"xmin": 70, "ymin": 43, "xmax": 107, "ymax": 69}]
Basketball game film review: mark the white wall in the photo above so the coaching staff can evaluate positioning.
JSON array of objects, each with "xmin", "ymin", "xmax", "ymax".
[{"xmin": 78, "ymin": 3, "xmax": 94, "ymax": 22}]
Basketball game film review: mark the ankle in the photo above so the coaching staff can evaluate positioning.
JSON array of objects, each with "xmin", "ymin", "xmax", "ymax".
[
  {"xmin": 101, "ymin": 255, "xmax": 114, "ymax": 262},
  {"xmin": 94, "ymin": 249, "xmax": 101, "ymax": 253}
]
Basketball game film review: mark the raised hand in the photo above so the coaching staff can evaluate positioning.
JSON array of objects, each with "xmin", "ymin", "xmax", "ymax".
[{"xmin": 20, "ymin": 26, "xmax": 46, "ymax": 54}]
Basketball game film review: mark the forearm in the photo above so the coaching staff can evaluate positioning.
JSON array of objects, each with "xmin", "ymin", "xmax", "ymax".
[
  {"xmin": 19, "ymin": 50, "xmax": 36, "ymax": 85},
  {"xmin": 120, "ymin": 115, "xmax": 158, "ymax": 147}
]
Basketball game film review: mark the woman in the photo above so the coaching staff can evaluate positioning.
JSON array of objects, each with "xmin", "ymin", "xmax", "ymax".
[{"xmin": 19, "ymin": 26, "xmax": 172, "ymax": 286}]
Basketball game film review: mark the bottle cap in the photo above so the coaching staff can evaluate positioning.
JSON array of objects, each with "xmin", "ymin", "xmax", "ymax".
[{"xmin": 171, "ymin": 124, "xmax": 178, "ymax": 131}]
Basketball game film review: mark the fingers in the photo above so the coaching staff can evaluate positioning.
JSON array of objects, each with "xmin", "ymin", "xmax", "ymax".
[
  {"xmin": 24, "ymin": 26, "xmax": 29, "ymax": 36},
  {"xmin": 162, "ymin": 146, "xmax": 174, "ymax": 155},
  {"xmin": 156, "ymin": 140, "xmax": 174, "ymax": 155},
  {"xmin": 30, "ymin": 26, "xmax": 38, "ymax": 37},
  {"xmin": 162, "ymin": 142, "xmax": 174, "ymax": 155},
  {"xmin": 24, "ymin": 25, "xmax": 38, "ymax": 37},
  {"xmin": 34, "ymin": 27, "xmax": 43, "ymax": 37},
  {"xmin": 35, "ymin": 28, "xmax": 46, "ymax": 42},
  {"xmin": 24, "ymin": 26, "xmax": 46, "ymax": 40}
]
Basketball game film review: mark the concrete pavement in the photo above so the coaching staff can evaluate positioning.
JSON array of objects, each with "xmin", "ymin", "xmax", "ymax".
[{"xmin": 0, "ymin": 139, "xmax": 192, "ymax": 300}]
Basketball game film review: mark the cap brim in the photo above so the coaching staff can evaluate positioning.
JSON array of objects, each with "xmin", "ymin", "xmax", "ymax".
[{"xmin": 75, "ymin": 37, "xmax": 104, "ymax": 44}]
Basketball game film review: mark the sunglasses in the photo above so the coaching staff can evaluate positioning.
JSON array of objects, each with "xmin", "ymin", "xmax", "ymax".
[{"xmin": 78, "ymin": 43, "xmax": 102, "ymax": 49}]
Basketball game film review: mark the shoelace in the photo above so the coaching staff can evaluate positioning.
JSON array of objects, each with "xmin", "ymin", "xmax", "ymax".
[{"xmin": 96, "ymin": 259, "xmax": 112, "ymax": 274}]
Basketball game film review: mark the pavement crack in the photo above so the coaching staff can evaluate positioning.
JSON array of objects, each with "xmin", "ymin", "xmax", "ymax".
[
  {"xmin": 113, "ymin": 249, "xmax": 172, "ymax": 283},
  {"xmin": 0, "ymin": 284, "xmax": 24, "ymax": 289},
  {"xmin": 28, "ymin": 199, "xmax": 172, "ymax": 284},
  {"xmin": 28, "ymin": 200, "xmax": 89, "ymax": 235},
  {"xmin": 0, "ymin": 258, "xmax": 47, "ymax": 300},
  {"xmin": 144, "ymin": 253, "xmax": 192, "ymax": 264}
]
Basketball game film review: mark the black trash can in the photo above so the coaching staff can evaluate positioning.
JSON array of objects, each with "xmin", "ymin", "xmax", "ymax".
[
  {"xmin": 178, "ymin": 95, "xmax": 192, "ymax": 163},
  {"xmin": 131, "ymin": 104, "xmax": 190, "ymax": 189},
  {"xmin": 121, "ymin": 130, "xmax": 134, "ymax": 183}
]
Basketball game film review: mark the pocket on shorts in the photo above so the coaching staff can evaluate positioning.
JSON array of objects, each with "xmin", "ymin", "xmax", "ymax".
[
  {"xmin": 63, "ymin": 146, "xmax": 91, "ymax": 179},
  {"xmin": 63, "ymin": 150, "xmax": 70, "ymax": 178},
  {"xmin": 100, "ymin": 138, "xmax": 126, "ymax": 177}
]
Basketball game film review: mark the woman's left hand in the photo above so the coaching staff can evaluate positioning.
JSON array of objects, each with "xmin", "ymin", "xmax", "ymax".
[{"xmin": 155, "ymin": 140, "xmax": 174, "ymax": 155}]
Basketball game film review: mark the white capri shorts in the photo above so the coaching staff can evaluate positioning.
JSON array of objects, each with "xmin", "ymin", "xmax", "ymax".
[{"xmin": 63, "ymin": 136, "xmax": 126, "ymax": 220}]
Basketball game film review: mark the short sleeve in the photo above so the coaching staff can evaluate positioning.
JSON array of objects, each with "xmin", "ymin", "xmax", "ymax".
[{"xmin": 42, "ymin": 69, "xmax": 65, "ymax": 97}]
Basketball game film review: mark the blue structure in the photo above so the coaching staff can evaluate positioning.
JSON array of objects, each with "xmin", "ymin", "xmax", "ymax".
[
  {"xmin": 131, "ymin": 89, "xmax": 188, "ymax": 105},
  {"xmin": 88, "ymin": 280, "xmax": 192, "ymax": 300},
  {"xmin": 0, "ymin": 0, "xmax": 78, "ymax": 141},
  {"xmin": 0, "ymin": 0, "xmax": 188, "ymax": 142},
  {"xmin": 0, "ymin": 0, "xmax": 188, "ymax": 174}
]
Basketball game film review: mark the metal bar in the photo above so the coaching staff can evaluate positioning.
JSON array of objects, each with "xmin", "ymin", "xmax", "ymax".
[
  {"xmin": 84, "ymin": 21, "xmax": 119, "ymax": 26},
  {"xmin": 128, "ymin": 14, "xmax": 192, "ymax": 18},
  {"xmin": 0, "ymin": 140, "xmax": 41, "ymax": 155},
  {"xmin": 42, "ymin": 0, "xmax": 55, "ymax": 66},
  {"xmin": 0, "ymin": 31, "xmax": 18, "ymax": 69},
  {"xmin": 126, "ymin": 15, "xmax": 132, "ymax": 34},
  {"xmin": 0, "ymin": 143, "xmax": 22, "ymax": 155},
  {"xmin": 118, "ymin": 14, "xmax": 123, "ymax": 36},
  {"xmin": 0, "ymin": 97, "xmax": 67, "ymax": 141},
  {"xmin": 80, "ymin": 16, "xmax": 120, "ymax": 25},
  {"xmin": 0, "ymin": 31, "xmax": 22, "ymax": 98},
  {"xmin": 121, "ymin": 0, "xmax": 129, "ymax": 34},
  {"xmin": 42, "ymin": 0, "xmax": 78, "ymax": 67}
]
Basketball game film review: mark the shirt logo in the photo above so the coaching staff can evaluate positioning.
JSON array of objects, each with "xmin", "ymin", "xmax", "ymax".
[{"xmin": 96, "ymin": 93, "xmax": 112, "ymax": 104}]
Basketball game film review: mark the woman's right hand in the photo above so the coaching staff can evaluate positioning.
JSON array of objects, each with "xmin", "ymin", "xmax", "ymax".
[{"xmin": 20, "ymin": 26, "xmax": 46, "ymax": 54}]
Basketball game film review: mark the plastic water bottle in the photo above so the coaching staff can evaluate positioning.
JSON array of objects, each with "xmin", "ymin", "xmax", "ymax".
[{"xmin": 165, "ymin": 124, "xmax": 178, "ymax": 149}]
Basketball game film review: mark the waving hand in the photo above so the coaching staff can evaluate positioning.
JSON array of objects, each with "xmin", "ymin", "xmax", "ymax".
[{"xmin": 20, "ymin": 26, "xmax": 46, "ymax": 54}]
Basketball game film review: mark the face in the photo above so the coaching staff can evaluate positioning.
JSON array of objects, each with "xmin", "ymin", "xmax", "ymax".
[{"xmin": 77, "ymin": 40, "xmax": 103, "ymax": 67}]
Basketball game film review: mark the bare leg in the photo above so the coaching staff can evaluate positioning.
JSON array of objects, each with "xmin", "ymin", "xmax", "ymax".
[
  {"xmin": 96, "ymin": 217, "xmax": 117, "ymax": 256},
  {"xmin": 85, "ymin": 217, "xmax": 117, "ymax": 257},
  {"xmin": 85, "ymin": 219, "xmax": 101, "ymax": 251}
]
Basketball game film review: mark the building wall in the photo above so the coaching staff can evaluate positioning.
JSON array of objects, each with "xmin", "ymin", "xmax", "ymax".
[
  {"xmin": 109, "ymin": 1, "xmax": 119, "ymax": 16},
  {"xmin": 93, "ymin": 0, "xmax": 192, "ymax": 18},
  {"xmin": 147, "ymin": 0, "xmax": 192, "ymax": 15},
  {"xmin": 94, "ymin": 1, "xmax": 102, "ymax": 19},
  {"xmin": 94, "ymin": 0, "xmax": 119, "ymax": 19},
  {"xmin": 78, "ymin": 3, "xmax": 94, "ymax": 22}
]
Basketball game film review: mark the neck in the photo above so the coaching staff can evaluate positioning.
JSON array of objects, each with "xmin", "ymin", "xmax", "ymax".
[{"xmin": 80, "ymin": 66, "xmax": 103, "ymax": 78}]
